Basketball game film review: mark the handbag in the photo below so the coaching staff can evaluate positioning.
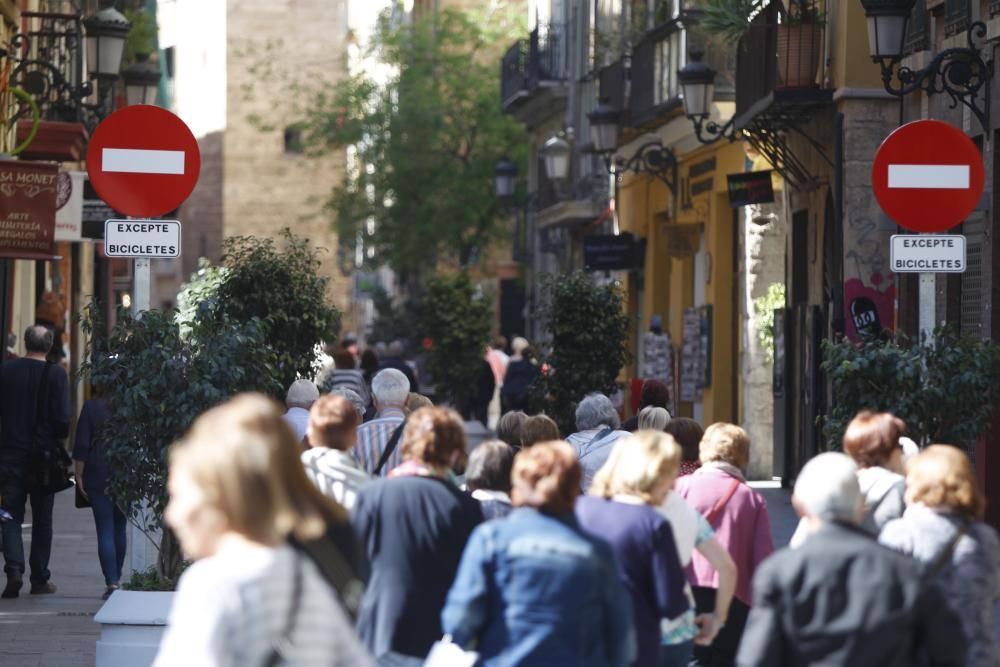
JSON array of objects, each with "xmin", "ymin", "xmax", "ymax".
[
  {"xmin": 27, "ymin": 362, "xmax": 73, "ymax": 495},
  {"xmin": 424, "ymin": 635, "xmax": 480, "ymax": 667}
]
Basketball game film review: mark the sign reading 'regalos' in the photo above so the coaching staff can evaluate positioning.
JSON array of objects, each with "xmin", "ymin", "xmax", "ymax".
[{"xmin": 0, "ymin": 161, "xmax": 57, "ymax": 259}]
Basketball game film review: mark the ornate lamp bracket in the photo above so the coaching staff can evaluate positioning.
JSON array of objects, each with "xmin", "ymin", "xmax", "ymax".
[
  {"xmin": 877, "ymin": 21, "xmax": 992, "ymax": 134},
  {"xmin": 603, "ymin": 140, "xmax": 679, "ymax": 193},
  {"xmin": 691, "ymin": 116, "xmax": 738, "ymax": 145}
]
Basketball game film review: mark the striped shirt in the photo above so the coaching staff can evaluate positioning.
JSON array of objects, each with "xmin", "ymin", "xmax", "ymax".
[{"xmin": 353, "ymin": 408, "xmax": 406, "ymax": 477}]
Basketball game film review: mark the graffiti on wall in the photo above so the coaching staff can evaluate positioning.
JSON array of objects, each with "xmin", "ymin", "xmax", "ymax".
[{"xmin": 844, "ymin": 213, "xmax": 895, "ymax": 342}]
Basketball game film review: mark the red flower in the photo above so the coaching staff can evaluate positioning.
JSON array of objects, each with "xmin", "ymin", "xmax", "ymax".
[{"xmin": 421, "ymin": 337, "xmax": 434, "ymax": 350}]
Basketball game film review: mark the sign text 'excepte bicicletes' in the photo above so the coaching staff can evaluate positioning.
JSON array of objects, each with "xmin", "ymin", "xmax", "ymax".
[
  {"xmin": 104, "ymin": 219, "xmax": 181, "ymax": 258},
  {"xmin": 890, "ymin": 234, "xmax": 966, "ymax": 273}
]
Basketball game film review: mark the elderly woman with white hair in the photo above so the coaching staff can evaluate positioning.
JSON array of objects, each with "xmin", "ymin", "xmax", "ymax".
[
  {"xmin": 566, "ymin": 393, "xmax": 631, "ymax": 492},
  {"xmin": 282, "ymin": 379, "xmax": 319, "ymax": 443},
  {"xmin": 736, "ymin": 452, "xmax": 964, "ymax": 667}
]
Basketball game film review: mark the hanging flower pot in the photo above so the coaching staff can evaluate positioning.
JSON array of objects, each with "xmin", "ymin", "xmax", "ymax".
[{"xmin": 776, "ymin": 23, "xmax": 823, "ymax": 88}]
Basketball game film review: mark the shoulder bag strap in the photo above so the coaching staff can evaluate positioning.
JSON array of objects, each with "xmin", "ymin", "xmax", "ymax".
[
  {"xmin": 704, "ymin": 478, "xmax": 742, "ymax": 525},
  {"xmin": 265, "ymin": 549, "xmax": 304, "ymax": 667},
  {"xmin": 924, "ymin": 519, "xmax": 971, "ymax": 579},
  {"xmin": 373, "ymin": 421, "xmax": 406, "ymax": 476},
  {"xmin": 33, "ymin": 362, "xmax": 52, "ymax": 443}
]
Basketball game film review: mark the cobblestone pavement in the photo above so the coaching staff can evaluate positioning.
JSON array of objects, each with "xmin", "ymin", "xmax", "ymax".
[{"xmin": 0, "ymin": 489, "xmax": 106, "ymax": 667}]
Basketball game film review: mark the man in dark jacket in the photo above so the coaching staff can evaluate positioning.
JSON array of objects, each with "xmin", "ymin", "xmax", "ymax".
[
  {"xmin": 0, "ymin": 325, "xmax": 70, "ymax": 598},
  {"xmin": 737, "ymin": 452, "xmax": 964, "ymax": 667}
]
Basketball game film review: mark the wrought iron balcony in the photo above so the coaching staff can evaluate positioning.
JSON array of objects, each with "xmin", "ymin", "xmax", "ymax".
[
  {"xmin": 500, "ymin": 23, "xmax": 570, "ymax": 116},
  {"xmin": 733, "ymin": 1, "xmax": 833, "ymax": 188}
]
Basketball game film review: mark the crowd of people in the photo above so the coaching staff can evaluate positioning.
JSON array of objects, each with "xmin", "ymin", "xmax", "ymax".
[{"xmin": 0, "ymin": 328, "xmax": 998, "ymax": 666}]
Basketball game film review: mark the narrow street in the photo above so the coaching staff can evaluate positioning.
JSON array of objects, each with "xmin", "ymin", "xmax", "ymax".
[{"xmin": 0, "ymin": 490, "xmax": 105, "ymax": 667}]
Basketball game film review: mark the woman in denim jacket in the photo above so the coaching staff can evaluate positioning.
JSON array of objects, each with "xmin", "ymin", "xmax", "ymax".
[{"xmin": 441, "ymin": 441, "xmax": 635, "ymax": 666}]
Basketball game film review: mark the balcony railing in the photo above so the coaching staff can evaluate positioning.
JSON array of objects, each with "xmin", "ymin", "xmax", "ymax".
[
  {"xmin": 735, "ymin": 2, "xmax": 823, "ymax": 119},
  {"xmin": 629, "ymin": 19, "xmax": 683, "ymax": 127},
  {"xmin": 11, "ymin": 11, "xmax": 87, "ymax": 123},
  {"xmin": 597, "ymin": 58, "xmax": 628, "ymax": 123},
  {"xmin": 501, "ymin": 23, "xmax": 570, "ymax": 113},
  {"xmin": 501, "ymin": 39, "xmax": 528, "ymax": 109}
]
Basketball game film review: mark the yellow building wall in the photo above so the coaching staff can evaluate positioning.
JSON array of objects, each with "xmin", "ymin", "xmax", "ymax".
[
  {"xmin": 831, "ymin": 0, "xmax": 884, "ymax": 89},
  {"xmin": 615, "ymin": 135, "xmax": 745, "ymax": 425}
]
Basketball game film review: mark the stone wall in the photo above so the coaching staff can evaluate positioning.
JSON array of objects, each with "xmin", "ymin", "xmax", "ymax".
[
  {"xmin": 743, "ymin": 202, "xmax": 784, "ymax": 479},
  {"xmin": 225, "ymin": 0, "xmax": 352, "ymax": 316}
]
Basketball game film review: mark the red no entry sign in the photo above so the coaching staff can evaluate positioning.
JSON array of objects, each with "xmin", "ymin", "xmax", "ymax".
[
  {"xmin": 872, "ymin": 120, "xmax": 983, "ymax": 233},
  {"xmin": 86, "ymin": 105, "xmax": 201, "ymax": 218}
]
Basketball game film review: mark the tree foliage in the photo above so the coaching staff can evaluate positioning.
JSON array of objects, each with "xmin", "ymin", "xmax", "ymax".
[
  {"xmin": 180, "ymin": 230, "xmax": 342, "ymax": 389},
  {"xmin": 532, "ymin": 273, "xmax": 631, "ymax": 434},
  {"xmin": 416, "ymin": 273, "xmax": 492, "ymax": 415},
  {"xmin": 302, "ymin": 7, "xmax": 528, "ymax": 284},
  {"xmin": 822, "ymin": 327, "xmax": 1000, "ymax": 451}
]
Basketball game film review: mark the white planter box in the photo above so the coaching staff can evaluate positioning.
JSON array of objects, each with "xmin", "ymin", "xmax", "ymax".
[{"xmin": 95, "ymin": 590, "xmax": 175, "ymax": 667}]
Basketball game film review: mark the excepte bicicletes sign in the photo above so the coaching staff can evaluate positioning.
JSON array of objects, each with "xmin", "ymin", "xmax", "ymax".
[
  {"xmin": 104, "ymin": 219, "xmax": 181, "ymax": 258},
  {"xmin": 890, "ymin": 234, "xmax": 966, "ymax": 273}
]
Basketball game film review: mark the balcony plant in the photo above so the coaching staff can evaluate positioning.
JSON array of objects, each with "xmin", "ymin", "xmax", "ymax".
[
  {"xmin": 697, "ymin": 0, "xmax": 764, "ymax": 44},
  {"xmin": 777, "ymin": 0, "xmax": 826, "ymax": 87}
]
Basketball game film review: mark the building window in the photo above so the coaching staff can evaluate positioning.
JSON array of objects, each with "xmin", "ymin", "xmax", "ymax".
[
  {"xmin": 944, "ymin": 0, "xmax": 970, "ymax": 37},
  {"xmin": 283, "ymin": 124, "xmax": 305, "ymax": 155},
  {"xmin": 960, "ymin": 215, "xmax": 986, "ymax": 334},
  {"xmin": 654, "ymin": 30, "xmax": 680, "ymax": 105}
]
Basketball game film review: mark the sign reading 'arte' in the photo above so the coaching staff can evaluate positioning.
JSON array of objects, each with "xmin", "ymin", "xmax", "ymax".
[
  {"xmin": 0, "ymin": 161, "xmax": 57, "ymax": 259},
  {"xmin": 890, "ymin": 234, "xmax": 966, "ymax": 273},
  {"xmin": 104, "ymin": 219, "xmax": 181, "ymax": 258}
]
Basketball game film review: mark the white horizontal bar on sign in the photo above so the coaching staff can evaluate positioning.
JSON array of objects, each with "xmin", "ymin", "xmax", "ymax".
[
  {"xmin": 102, "ymin": 148, "xmax": 185, "ymax": 175},
  {"xmin": 887, "ymin": 164, "xmax": 969, "ymax": 189}
]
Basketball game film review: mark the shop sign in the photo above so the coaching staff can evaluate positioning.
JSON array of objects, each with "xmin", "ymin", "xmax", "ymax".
[
  {"xmin": 55, "ymin": 171, "xmax": 84, "ymax": 242},
  {"xmin": 727, "ymin": 170, "xmax": 775, "ymax": 207},
  {"xmin": 0, "ymin": 161, "xmax": 58, "ymax": 259},
  {"xmin": 104, "ymin": 219, "xmax": 181, "ymax": 258},
  {"xmin": 665, "ymin": 224, "xmax": 701, "ymax": 257},
  {"xmin": 583, "ymin": 233, "xmax": 638, "ymax": 271},
  {"xmin": 890, "ymin": 234, "xmax": 966, "ymax": 273}
]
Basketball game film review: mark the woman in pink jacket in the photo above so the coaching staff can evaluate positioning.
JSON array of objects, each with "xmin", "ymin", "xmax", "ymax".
[{"xmin": 675, "ymin": 423, "xmax": 774, "ymax": 667}]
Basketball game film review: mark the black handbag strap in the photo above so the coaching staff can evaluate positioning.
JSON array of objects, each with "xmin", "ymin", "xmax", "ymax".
[
  {"xmin": 373, "ymin": 421, "xmax": 406, "ymax": 476},
  {"xmin": 32, "ymin": 362, "xmax": 52, "ymax": 444}
]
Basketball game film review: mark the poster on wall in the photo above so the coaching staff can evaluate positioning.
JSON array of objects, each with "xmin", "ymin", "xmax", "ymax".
[
  {"xmin": 0, "ymin": 161, "xmax": 58, "ymax": 259},
  {"xmin": 55, "ymin": 171, "xmax": 84, "ymax": 242},
  {"xmin": 680, "ymin": 306, "xmax": 714, "ymax": 403}
]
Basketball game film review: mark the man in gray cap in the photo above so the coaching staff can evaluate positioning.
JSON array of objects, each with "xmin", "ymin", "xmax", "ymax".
[{"xmin": 283, "ymin": 379, "xmax": 319, "ymax": 444}]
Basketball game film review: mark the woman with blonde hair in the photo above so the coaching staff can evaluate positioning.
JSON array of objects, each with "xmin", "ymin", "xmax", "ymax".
[
  {"xmin": 576, "ymin": 431, "xmax": 690, "ymax": 667},
  {"xmin": 676, "ymin": 422, "xmax": 773, "ymax": 667},
  {"xmin": 442, "ymin": 440, "xmax": 634, "ymax": 666},
  {"xmin": 153, "ymin": 394, "xmax": 371, "ymax": 666},
  {"xmin": 351, "ymin": 407, "xmax": 483, "ymax": 665},
  {"xmin": 880, "ymin": 445, "xmax": 1000, "ymax": 667}
]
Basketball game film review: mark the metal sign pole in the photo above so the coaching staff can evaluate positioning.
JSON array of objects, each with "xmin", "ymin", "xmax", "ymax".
[
  {"xmin": 132, "ymin": 257, "xmax": 150, "ymax": 316},
  {"xmin": 918, "ymin": 272, "xmax": 935, "ymax": 341}
]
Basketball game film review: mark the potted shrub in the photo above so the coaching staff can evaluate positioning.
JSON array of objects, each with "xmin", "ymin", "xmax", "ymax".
[
  {"xmin": 530, "ymin": 273, "xmax": 631, "ymax": 435},
  {"xmin": 85, "ymin": 231, "xmax": 341, "ymax": 666}
]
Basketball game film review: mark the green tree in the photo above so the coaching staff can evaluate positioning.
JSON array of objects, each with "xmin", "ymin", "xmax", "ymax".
[
  {"xmin": 416, "ymin": 273, "xmax": 492, "ymax": 415},
  {"xmin": 532, "ymin": 273, "xmax": 631, "ymax": 434},
  {"xmin": 180, "ymin": 230, "xmax": 342, "ymax": 389},
  {"xmin": 301, "ymin": 7, "xmax": 527, "ymax": 287}
]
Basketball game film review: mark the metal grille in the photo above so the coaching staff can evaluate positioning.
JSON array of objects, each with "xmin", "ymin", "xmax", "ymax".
[
  {"xmin": 944, "ymin": 0, "xmax": 970, "ymax": 38},
  {"xmin": 961, "ymin": 216, "xmax": 986, "ymax": 334},
  {"xmin": 904, "ymin": 0, "xmax": 929, "ymax": 54}
]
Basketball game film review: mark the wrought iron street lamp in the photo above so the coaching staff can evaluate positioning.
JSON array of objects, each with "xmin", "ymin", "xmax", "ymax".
[
  {"xmin": 84, "ymin": 3, "xmax": 132, "ymax": 80},
  {"xmin": 678, "ymin": 52, "xmax": 735, "ymax": 144},
  {"xmin": 585, "ymin": 104, "xmax": 678, "ymax": 192},
  {"xmin": 540, "ymin": 134, "xmax": 571, "ymax": 182},
  {"xmin": 494, "ymin": 157, "xmax": 517, "ymax": 199},
  {"xmin": 122, "ymin": 53, "xmax": 162, "ymax": 107},
  {"xmin": 860, "ymin": 0, "xmax": 991, "ymax": 133}
]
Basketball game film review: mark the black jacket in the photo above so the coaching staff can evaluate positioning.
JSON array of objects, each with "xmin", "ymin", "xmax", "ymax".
[{"xmin": 737, "ymin": 521, "xmax": 964, "ymax": 667}]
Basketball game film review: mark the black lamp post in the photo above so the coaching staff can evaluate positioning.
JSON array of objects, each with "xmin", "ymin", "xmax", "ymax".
[
  {"xmin": 860, "ymin": 0, "xmax": 991, "ymax": 133},
  {"xmin": 678, "ymin": 52, "xmax": 735, "ymax": 144},
  {"xmin": 122, "ymin": 53, "xmax": 162, "ymax": 107}
]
